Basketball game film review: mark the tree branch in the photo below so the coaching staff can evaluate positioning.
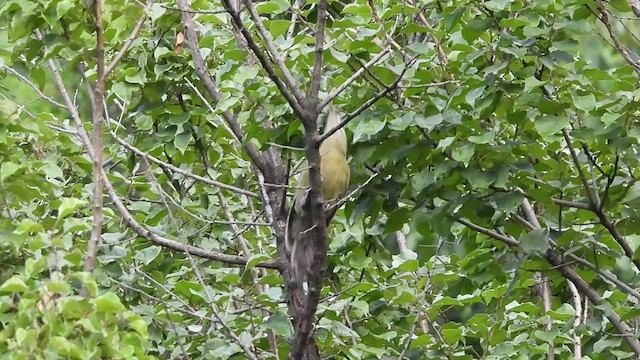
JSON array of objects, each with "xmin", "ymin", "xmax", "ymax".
[
  {"xmin": 0, "ymin": 65, "xmax": 65, "ymax": 109},
  {"xmin": 176, "ymin": 0, "xmax": 271, "ymax": 180},
  {"xmin": 587, "ymin": 4, "xmax": 640, "ymax": 75},
  {"xmin": 317, "ymin": 47, "xmax": 392, "ymax": 112},
  {"xmin": 241, "ymin": 0, "xmax": 305, "ymax": 104},
  {"xmin": 289, "ymin": 1, "xmax": 330, "ymax": 359},
  {"xmin": 82, "ymin": 0, "xmax": 106, "ymax": 275},
  {"xmin": 108, "ymin": 128, "xmax": 259, "ymax": 198},
  {"xmin": 318, "ymin": 59, "xmax": 414, "ymax": 143},
  {"xmin": 562, "ymin": 129, "xmax": 640, "ymax": 270},
  {"xmin": 41, "ymin": 32, "xmax": 279, "ymax": 271},
  {"xmin": 104, "ymin": 10, "xmax": 147, "ymax": 77},
  {"xmin": 457, "ymin": 213, "xmax": 640, "ymax": 354},
  {"xmin": 217, "ymin": 0, "xmax": 307, "ymax": 119}
]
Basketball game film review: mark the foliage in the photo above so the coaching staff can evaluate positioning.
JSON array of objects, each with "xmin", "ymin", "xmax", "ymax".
[{"xmin": 2, "ymin": 0, "xmax": 640, "ymax": 358}]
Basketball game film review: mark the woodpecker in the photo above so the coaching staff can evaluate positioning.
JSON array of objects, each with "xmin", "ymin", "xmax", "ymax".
[{"xmin": 286, "ymin": 105, "xmax": 350, "ymax": 287}]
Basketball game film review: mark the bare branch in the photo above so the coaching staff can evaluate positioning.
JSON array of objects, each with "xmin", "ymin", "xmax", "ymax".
[
  {"xmin": 562, "ymin": 129, "xmax": 598, "ymax": 207},
  {"xmin": 0, "ymin": 65, "xmax": 65, "ymax": 109},
  {"xmin": 318, "ymin": 60, "xmax": 415, "ymax": 143},
  {"xmin": 176, "ymin": 0, "xmax": 271, "ymax": 179},
  {"xmin": 521, "ymin": 198, "xmax": 554, "ymax": 360},
  {"xmin": 216, "ymin": 0, "xmax": 307, "ymax": 119},
  {"xmin": 241, "ymin": 0, "xmax": 305, "ymax": 104},
  {"xmin": 562, "ymin": 129, "xmax": 640, "ymax": 270},
  {"xmin": 289, "ymin": 1, "xmax": 330, "ymax": 358},
  {"xmin": 457, "ymin": 207, "xmax": 640, "ymax": 354},
  {"xmin": 307, "ymin": 0, "xmax": 328, "ymax": 105},
  {"xmin": 81, "ymin": 0, "xmax": 107, "ymax": 275},
  {"xmin": 40, "ymin": 32, "xmax": 278, "ymax": 270},
  {"xmin": 287, "ymin": 0, "xmax": 302, "ymax": 39},
  {"xmin": 545, "ymin": 250, "xmax": 640, "ymax": 354},
  {"xmin": 552, "ymin": 198, "xmax": 592, "ymax": 210},
  {"xmin": 318, "ymin": 47, "xmax": 392, "ymax": 112},
  {"xmin": 588, "ymin": 5, "xmax": 640, "ymax": 75},
  {"xmin": 104, "ymin": 10, "xmax": 147, "ymax": 77},
  {"xmin": 567, "ymin": 280, "xmax": 583, "ymax": 358},
  {"xmin": 368, "ymin": 0, "xmax": 402, "ymax": 51},
  {"xmin": 108, "ymin": 128, "xmax": 259, "ymax": 198},
  {"xmin": 456, "ymin": 218, "xmax": 520, "ymax": 246}
]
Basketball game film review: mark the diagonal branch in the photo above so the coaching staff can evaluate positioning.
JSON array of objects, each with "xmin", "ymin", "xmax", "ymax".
[
  {"xmin": 241, "ymin": 0, "xmax": 305, "ymax": 104},
  {"xmin": 317, "ymin": 47, "xmax": 392, "ymax": 112},
  {"xmin": 319, "ymin": 60, "xmax": 415, "ymax": 143},
  {"xmin": 108, "ymin": 129, "xmax": 260, "ymax": 198},
  {"xmin": 104, "ymin": 10, "xmax": 147, "ymax": 77},
  {"xmin": 0, "ymin": 65, "xmax": 66, "ymax": 109},
  {"xmin": 42, "ymin": 33, "xmax": 279, "ymax": 271},
  {"xmin": 457, "ymin": 217, "xmax": 640, "ymax": 354},
  {"xmin": 587, "ymin": 5, "xmax": 640, "ymax": 75},
  {"xmin": 217, "ymin": 0, "xmax": 307, "ymax": 119},
  {"xmin": 177, "ymin": 0, "xmax": 271, "ymax": 179},
  {"xmin": 563, "ymin": 129, "xmax": 640, "ymax": 270}
]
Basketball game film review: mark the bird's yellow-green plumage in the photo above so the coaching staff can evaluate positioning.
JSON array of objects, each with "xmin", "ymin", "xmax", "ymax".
[{"xmin": 286, "ymin": 105, "xmax": 350, "ymax": 287}]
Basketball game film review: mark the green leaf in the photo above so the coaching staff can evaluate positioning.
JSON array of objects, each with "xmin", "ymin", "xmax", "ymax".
[
  {"xmin": 135, "ymin": 114, "xmax": 153, "ymax": 130},
  {"xmin": 451, "ymin": 143, "xmax": 474, "ymax": 166},
  {"xmin": 268, "ymin": 20, "xmax": 290, "ymax": 39},
  {"xmin": 462, "ymin": 18, "xmax": 493, "ymax": 42},
  {"xmin": 58, "ymin": 197, "xmax": 87, "ymax": 220},
  {"xmin": 14, "ymin": 219, "xmax": 44, "ymax": 234},
  {"xmin": 56, "ymin": 0, "xmax": 74, "ymax": 17},
  {"xmin": 0, "ymin": 99, "xmax": 18, "ymax": 116},
  {"xmin": 94, "ymin": 292, "xmax": 125, "ymax": 313},
  {"xmin": 520, "ymin": 229, "xmax": 550, "ymax": 255},
  {"xmin": 573, "ymin": 93, "xmax": 596, "ymax": 112},
  {"xmin": 133, "ymin": 246, "xmax": 161, "ymax": 265},
  {"xmin": 40, "ymin": 162, "xmax": 64, "ymax": 179},
  {"xmin": 622, "ymin": 182, "xmax": 640, "ymax": 203},
  {"xmin": 494, "ymin": 192, "xmax": 524, "ymax": 212},
  {"xmin": 534, "ymin": 329, "xmax": 559, "ymax": 342},
  {"xmin": 440, "ymin": 323, "xmax": 464, "ymax": 345},
  {"xmin": 548, "ymin": 303, "xmax": 576, "ymax": 320},
  {"xmin": 0, "ymin": 276, "xmax": 29, "ymax": 293},
  {"xmin": 535, "ymin": 116, "xmax": 569, "ymax": 139},
  {"xmin": 255, "ymin": 0, "xmax": 289, "ymax": 15},
  {"xmin": 407, "ymin": 42, "xmax": 434, "ymax": 56},
  {"xmin": 174, "ymin": 132, "xmax": 192, "ymax": 154},
  {"xmin": 265, "ymin": 311, "xmax": 292, "ymax": 337},
  {"xmin": 468, "ymin": 130, "xmax": 495, "ymax": 144},
  {"xmin": 245, "ymin": 254, "xmax": 271, "ymax": 270},
  {"xmin": 0, "ymin": 162, "xmax": 22, "ymax": 182}
]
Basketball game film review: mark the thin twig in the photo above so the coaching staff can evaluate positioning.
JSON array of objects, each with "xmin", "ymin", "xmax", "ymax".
[
  {"xmin": 39, "ymin": 42, "xmax": 278, "ymax": 269},
  {"xmin": 318, "ymin": 59, "xmax": 415, "ymax": 143},
  {"xmin": 587, "ymin": 5, "xmax": 640, "ymax": 75},
  {"xmin": 563, "ymin": 129, "xmax": 640, "ymax": 270},
  {"xmin": 177, "ymin": 0, "xmax": 271, "ymax": 178},
  {"xmin": 567, "ymin": 280, "xmax": 583, "ymax": 359},
  {"xmin": 108, "ymin": 129, "xmax": 260, "ymax": 198},
  {"xmin": 217, "ymin": 0, "xmax": 306, "ymax": 119},
  {"xmin": 458, "ymin": 214, "xmax": 640, "ymax": 354},
  {"xmin": 318, "ymin": 47, "xmax": 392, "ymax": 111},
  {"xmin": 241, "ymin": 0, "xmax": 305, "ymax": 104},
  {"xmin": 0, "ymin": 65, "xmax": 65, "ymax": 109}
]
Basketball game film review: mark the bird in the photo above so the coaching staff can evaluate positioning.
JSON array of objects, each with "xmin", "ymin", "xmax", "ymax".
[{"xmin": 286, "ymin": 105, "xmax": 350, "ymax": 289}]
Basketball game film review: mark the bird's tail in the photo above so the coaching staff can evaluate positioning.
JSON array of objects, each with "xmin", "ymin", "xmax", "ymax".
[{"xmin": 286, "ymin": 206, "xmax": 314, "ymax": 289}]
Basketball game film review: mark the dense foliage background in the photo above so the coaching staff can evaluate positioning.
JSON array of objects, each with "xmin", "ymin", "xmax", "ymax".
[{"xmin": 2, "ymin": 0, "xmax": 640, "ymax": 358}]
